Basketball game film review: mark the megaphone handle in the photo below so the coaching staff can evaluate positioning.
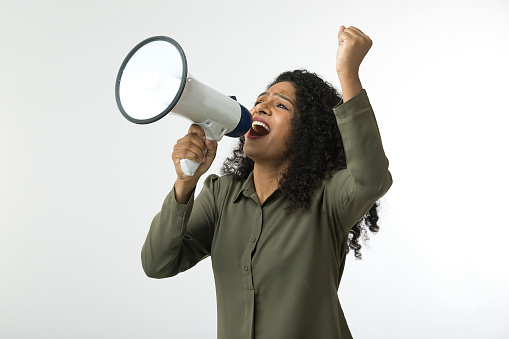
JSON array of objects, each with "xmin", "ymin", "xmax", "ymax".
[
  {"xmin": 180, "ymin": 119, "xmax": 230, "ymax": 176},
  {"xmin": 180, "ymin": 121, "xmax": 212, "ymax": 176},
  {"xmin": 179, "ymin": 120, "xmax": 228, "ymax": 176},
  {"xmin": 180, "ymin": 158, "xmax": 201, "ymax": 176}
]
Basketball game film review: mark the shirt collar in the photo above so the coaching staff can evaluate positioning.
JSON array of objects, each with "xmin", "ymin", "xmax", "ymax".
[
  {"xmin": 233, "ymin": 171, "xmax": 282, "ymax": 206},
  {"xmin": 233, "ymin": 171, "xmax": 256, "ymax": 203}
]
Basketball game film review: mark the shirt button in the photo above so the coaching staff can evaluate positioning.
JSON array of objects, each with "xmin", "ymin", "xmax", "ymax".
[
  {"xmin": 244, "ymin": 266, "xmax": 249, "ymax": 272},
  {"xmin": 252, "ymin": 238, "xmax": 257, "ymax": 243}
]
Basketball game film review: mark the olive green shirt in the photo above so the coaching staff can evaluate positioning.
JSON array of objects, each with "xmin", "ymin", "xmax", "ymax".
[{"xmin": 141, "ymin": 89, "xmax": 392, "ymax": 339}]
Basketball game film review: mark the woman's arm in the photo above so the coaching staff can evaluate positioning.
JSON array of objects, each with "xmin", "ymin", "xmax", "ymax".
[
  {"xmin": 141, "ymin": 124, "xmax": 219, "ymax": 278},
  {"xmin": 141, "ymin": 175, "xmax": 218, "ymax": 278},
  {"xmin": 324, "ymin": 26, "xmax": 392, "ymax": 230}
]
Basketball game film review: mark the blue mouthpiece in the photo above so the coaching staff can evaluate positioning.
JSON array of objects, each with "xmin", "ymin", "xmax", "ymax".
[{"xmin": 226, "ymin": 99, "xmax": 252, "ymax": 138}]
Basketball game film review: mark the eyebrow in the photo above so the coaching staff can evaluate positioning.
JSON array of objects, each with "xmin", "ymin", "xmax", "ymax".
[{"xmin": 257, "ymin": 92, "xmax": 294, "ymax": 106}]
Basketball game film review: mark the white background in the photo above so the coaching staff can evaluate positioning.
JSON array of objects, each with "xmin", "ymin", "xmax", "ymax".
[{"xmin": 1, "ymin": 0, "xmax": 508, "ymax": 338}]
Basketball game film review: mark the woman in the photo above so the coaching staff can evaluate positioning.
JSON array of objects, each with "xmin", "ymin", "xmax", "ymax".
[{"xmin": 141, "ymin": 26, "xmax": 392, "ymax": 339}]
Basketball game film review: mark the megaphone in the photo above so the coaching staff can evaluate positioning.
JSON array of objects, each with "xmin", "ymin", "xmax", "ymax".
[{"xmin": 115, "ymin": 36, "xmax": 252, "ymax": 176}]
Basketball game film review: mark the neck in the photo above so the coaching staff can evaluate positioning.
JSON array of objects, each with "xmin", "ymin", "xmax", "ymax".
[{"xmin": 252, "ymin": 163, "xmax": 285, "ymax": 205}]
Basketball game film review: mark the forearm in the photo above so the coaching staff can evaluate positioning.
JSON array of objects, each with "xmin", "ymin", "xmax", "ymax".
[{"xmin": 338, "ymin": 72, "xmax": 363, "ymax": 103}]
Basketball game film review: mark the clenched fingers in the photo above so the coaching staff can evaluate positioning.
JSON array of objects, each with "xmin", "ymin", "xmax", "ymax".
[
  {"xmin": 338, "ymin": 26, "xmax": 372, "ymax": 46},
  {"xmin": 173, "ymin": 133, "xmax": 206, "ymax": 163}
]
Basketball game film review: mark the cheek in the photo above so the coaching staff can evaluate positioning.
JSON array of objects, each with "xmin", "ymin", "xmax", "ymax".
[
  {"xmin": 279, "ymin": 126, "xmax": 292, "ymax": 140},
  {"xmin": 278, "ymin": 117, "xmax": 294, "ymax": 139}
]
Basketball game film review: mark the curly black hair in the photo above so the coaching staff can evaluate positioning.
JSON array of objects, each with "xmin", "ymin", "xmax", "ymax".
[{"xmin": 221, "ymin": 69, "xmax": 380, "ymax": 259}]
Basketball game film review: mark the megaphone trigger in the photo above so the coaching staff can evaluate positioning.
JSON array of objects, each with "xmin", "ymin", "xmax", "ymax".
[{"xmin": 196, "ymin": 120, "xmax": 228, "ymax": 142}]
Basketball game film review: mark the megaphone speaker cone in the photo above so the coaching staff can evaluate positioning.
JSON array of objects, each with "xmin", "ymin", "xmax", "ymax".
[{"xmin": 115, "ymin": 36, "xmax": 188, "ymax": 124}]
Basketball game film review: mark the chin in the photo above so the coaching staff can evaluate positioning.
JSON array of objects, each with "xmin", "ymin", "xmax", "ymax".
[
  {"xmin": 243, "ymin": 143, "xmax": 255, "ymax": 159},
  {"xmin": 243, "ymin": 143, "xmax": 263, "ymax": 163}
]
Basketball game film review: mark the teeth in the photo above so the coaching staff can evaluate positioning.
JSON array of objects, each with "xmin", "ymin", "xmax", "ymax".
[{"xmin": 252, "ymin": 121, "xmax": 270, "ymax": 132}]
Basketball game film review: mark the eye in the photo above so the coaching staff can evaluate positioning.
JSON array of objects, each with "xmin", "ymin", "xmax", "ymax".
[
  {"xmin": 277, "ymin": 103, "xmax": 288, "ymax": 110},
  {"xmin": 254, "ymin": 101, "xmax": 262, "ymax": 106}
]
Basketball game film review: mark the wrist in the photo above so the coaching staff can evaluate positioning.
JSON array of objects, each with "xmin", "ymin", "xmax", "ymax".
[
  {"xmin": 337, "ymin": 70, "xmax": 360, "ymax": 84},
  {"xmin": 174, "ymin": 178, "xmax": 197, "ymax": 204},
  {"xmin": 338, "ymin": 72, "xmax": 362, "ymax": 103}
]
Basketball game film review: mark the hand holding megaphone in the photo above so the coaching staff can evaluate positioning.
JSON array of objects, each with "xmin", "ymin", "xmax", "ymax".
[
  {"xmin": 172, "ymin": 124, "xmax": 218, "ymax": 179},
  {"xmin": 115, "ymin": 36, "xmax": 252, "ymax": 176}
]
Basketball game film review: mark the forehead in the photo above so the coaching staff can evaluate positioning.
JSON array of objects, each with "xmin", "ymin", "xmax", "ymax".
[{"xmin": 264, "ymin": 81, "xmax": 297, "ymax": 99}]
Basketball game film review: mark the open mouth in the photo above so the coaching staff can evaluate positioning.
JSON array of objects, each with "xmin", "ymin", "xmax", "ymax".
[{"xmin": 248, "ymin": 118, "xmax": 271, "ymax": 138}]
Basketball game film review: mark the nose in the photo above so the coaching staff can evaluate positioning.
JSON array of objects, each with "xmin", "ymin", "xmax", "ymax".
[{"xmin": 252, "ymin": 102, "xmax": 271, "ymax": 116}]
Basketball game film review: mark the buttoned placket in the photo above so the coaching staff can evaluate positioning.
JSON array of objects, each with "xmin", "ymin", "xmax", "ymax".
[
  {"xmin": 241, "ymin": 206, "xmax": 263, "ymax": 289},
  {"xmin": 240, "ymin": 193, "xmax": 264, "ymax": 339}
]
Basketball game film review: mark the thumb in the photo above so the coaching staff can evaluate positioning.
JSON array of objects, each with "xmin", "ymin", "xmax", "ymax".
[{"xmin": 337, "ymin": 25, "xmax": 346, "ymax": 40}]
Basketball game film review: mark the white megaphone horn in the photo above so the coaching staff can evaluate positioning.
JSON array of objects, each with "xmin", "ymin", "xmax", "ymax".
[{"xmin": 115, "ymin": 36, "xmax": 252, "ymax": 176}]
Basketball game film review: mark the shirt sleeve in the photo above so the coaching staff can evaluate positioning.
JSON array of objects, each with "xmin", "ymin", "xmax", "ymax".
[
  {"xmin": 324, "ymin": 89, "xmax": 393, "ymax": 231},
  {"xmin": 141, "ymin": 174, "xmax": 219, "ymax": 278}
]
